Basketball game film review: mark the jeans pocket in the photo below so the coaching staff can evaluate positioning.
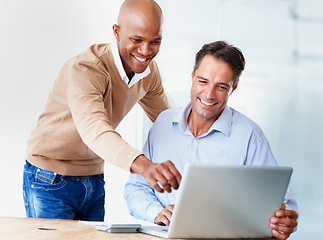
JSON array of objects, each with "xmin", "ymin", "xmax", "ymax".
[{"xmin": 32, "ymin": 168, "xmax": 67, "ymax": 191}]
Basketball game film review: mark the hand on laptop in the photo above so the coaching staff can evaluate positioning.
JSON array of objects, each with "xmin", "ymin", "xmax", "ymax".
[
  {"xmin": 269, "ymin": 203, "xmax": 298, "ymax": 240},
  {"xmin": 131, "ymin": 155, "xmax": 181, "ymax": 193},
  {"xmin": 155, "ymin": 204, "xmax": 175, "ymax": 226}
]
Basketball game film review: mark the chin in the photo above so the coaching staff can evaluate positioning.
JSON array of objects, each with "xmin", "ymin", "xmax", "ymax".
[{"xmin": 133, "ymin": 66, "xmax": 149, "ymax": 74}]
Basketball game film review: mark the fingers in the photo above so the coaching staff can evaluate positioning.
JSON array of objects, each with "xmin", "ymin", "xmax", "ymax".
[
  {"xmin": 281, "ymin": 202, "xmax": 286, "ymax": 210},
  {"xmin": 144, "ymin": 160, "xmax": 181, "ymax": 193},
  {"xmin": 275, "ymin": 208, "xmax": 298, "ymax": 219},
  {"xmin": 166, "ymin": 162, "xmax": 182, "ymax": 190},
  {"xmin": 270, "ymin": 215, "xmax": 298, "ymax": 230},
  {"xmin": 271, "ymin": 229, "xmax": 291, "ymax": 240},
  {"xmin": 131, "ymin": 156, "xmax": 181, "ymax": 193},
  {"xmin": 269, "ymin": 209, "xmax": 298, "ymax": 240},
  {"xmin": 155, "ymin": 205, "xmax": 174, "ymax": 226},
  {"xmin": 159, "ymin": 161, "xmax": 181, "ymax": 190}
]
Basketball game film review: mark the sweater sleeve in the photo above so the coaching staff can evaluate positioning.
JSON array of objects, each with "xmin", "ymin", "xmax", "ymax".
[{"xmin": 66, "ymin": 59, "xmax": 142, "ymax": 171}]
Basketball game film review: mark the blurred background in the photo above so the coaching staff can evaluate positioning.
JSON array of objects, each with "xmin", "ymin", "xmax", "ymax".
[{"xmin": 0, "ymin": 0, "xmax": 322, "ymax": 239}]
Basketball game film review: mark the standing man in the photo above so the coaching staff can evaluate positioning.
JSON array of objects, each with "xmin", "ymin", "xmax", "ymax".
[
  {"xmin": 125, "ymin": 41, "xmax": 298, "ymax": 240},
  {"xmin": 23, "ymin": 0, "xmax": 181, "ymax": 221}
]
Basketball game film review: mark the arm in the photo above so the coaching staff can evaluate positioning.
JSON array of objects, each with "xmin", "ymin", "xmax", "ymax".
[
  {"xmin": 68, "ymin": 62, "xmax": 180, "ymax": 192},
  {"xmin": 66, "ymin": 59, "xmax": 142, "ymax": 171},
  {"xmin": 125, "ymin": 115, "xmax": 181, "ymax": 221},
  {"xmin": 125, "ymin": 164, "xmax": 179, "ymax": 223},
  {"xmin": 124, "ymin": 171, "xmax": 166, "ymax": 223},
  {"xmin": 131, "ymin": 60, "xmax": 182, "ymax": 192},
  {"xmin": 125, "ymin": 139, "xmax": 180, "ymax": 220}
]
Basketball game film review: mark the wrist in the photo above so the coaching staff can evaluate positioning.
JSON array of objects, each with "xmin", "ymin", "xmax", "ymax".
[{"xmin": 130, "ymin": 154, "xmax": 153, "ymax": 175}]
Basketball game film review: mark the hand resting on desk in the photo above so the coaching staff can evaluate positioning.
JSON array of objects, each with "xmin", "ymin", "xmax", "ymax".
[{"xmin": 155, "ymin": 204, "xmax": 174, "ymax": 226}]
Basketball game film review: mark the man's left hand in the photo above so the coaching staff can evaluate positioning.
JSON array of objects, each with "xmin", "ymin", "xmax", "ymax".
[{"xmin": 269, "ymin": 203, "xmax": 298, "ymax": 240}]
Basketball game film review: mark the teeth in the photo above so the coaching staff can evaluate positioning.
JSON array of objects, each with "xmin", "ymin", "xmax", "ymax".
[
  {"xmin": 134, "ymin": 56, "xmax": 146, "ymax": 62},
  {"xmin": 200, "ymin": 98, "xmax": 215, "ymax": 106}
]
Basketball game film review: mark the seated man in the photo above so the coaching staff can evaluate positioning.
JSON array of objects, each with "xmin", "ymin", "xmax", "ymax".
[{"xmin": 124, "ymin": 41, "xmax": 298, "ymax": 240}]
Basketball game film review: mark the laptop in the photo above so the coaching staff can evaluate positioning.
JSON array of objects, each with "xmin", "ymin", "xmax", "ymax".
[{"xmin": 139, "ymin": 163, "xmax": 292, "ymax": 239}]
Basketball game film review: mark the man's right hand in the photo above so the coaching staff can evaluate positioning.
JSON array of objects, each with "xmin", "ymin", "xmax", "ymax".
[
  {"xmin": 130, "ymin": 155, "xmax": 181, "ymax": 193},
  {"xmin": 155, "ymin": 204, "xmax": 175, "ymax": 226}
]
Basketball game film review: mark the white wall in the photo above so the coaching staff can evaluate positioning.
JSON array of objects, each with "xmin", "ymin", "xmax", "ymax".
[
  {"xmin": 0, "ymin": 0, "xmax": 123, "ymax": 218},
  {"xmin": 0, "ymin": 0, "xmax": 322, "ymax": 239}
]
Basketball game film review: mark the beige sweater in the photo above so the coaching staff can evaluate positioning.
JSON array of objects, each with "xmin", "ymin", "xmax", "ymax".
[{"xmin": 26, "ymin": 44, "xmax": 170, "ymax": 176}]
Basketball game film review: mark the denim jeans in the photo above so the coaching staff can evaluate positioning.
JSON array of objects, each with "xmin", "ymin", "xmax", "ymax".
[{"xmin": 23, "ymin": 160, "xmax": 105, "ymax": 221}]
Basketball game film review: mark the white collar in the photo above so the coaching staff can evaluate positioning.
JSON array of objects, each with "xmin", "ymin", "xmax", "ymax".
[{"xmin": 111, "ymin": 41, "xmax": 151, "ymax": 88}]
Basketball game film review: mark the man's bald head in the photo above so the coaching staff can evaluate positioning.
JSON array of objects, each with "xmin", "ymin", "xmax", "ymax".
[
  {"xmin": 117, "ymin": 0, "xmax": 163, "ymax": 28},
  {"xmin": 112, "ymin": 0, "xmax": 164, "ymax": 78}
]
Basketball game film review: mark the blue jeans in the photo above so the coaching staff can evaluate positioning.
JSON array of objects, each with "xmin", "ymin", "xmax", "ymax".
[{"xmin": 23, "ymin": 160, "xmax": 105, "ymax": 221}]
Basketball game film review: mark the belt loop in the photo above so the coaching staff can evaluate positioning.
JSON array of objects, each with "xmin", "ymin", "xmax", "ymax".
[{"xmin": 25, "ymin": 160, "xmax": 31, "ymax": 167}]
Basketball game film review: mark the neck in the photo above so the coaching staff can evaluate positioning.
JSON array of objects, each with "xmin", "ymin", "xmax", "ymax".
[
  {"xmin": 187, "ymin": 111, "xmax": 214, "ymax": 138},
  {"xmin": 127, "ymin": 71, "xmax": 135, "ymax": 81}
]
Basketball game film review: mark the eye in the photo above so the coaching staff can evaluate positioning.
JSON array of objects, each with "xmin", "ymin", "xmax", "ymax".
[
  {"xmin": 131, "ymin": 38, "xmax": 142, "ymax": 43},
  {"xmin": 198, "ymin": 80, "xmax": 207, "ymax": 84},
  {"xmin": 217, "ymin": 85, "xmax": 229, "ymax": 91},
  {"xmin": 151, "ymin": 39, "xmax": 161, "ymax": 44}
]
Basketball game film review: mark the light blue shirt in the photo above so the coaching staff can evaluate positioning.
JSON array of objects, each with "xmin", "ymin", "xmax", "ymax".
[{"xmin": 124, "ymin": 103, "xmax": 298, "ymax": 223}]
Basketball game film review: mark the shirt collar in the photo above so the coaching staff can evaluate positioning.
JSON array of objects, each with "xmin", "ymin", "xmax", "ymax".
[
  {"xmin": 172, "ymin": 102, "xmax": 232, "ymax": 137},
  {"xmin": 111, "ymin": 41, "xmax": 151, "ymax": 88}
]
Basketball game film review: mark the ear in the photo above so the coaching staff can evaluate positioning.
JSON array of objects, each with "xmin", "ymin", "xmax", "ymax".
[
  {"xmin": 233, "ymin": 80, "xmax": 239, "ymax": 91},
  {"xmin": 112, "ymin": 24, "xmax": 120, "ymax": 41},
  {"xmin": 191, "ymin": 67, "xmax": 195, "ymax": 79},
  {"xmin": 230, "ymin": 80, "xmax": 239, "ymax": 95}
]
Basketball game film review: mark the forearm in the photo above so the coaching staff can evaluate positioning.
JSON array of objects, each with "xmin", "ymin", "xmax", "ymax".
[{"xmin": 124, "ymin": 174, "xmax": 165, "ymax": 223}]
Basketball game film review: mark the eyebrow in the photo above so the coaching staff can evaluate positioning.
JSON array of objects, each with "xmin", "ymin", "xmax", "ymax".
[
  {"xmin": 197, "ymin": 76, "xmax": 208, "ymax": 81},
  {"xmin": 196, "ymin": 76, "xmax": 231, "ymax": 87},
  {"xmin": 130, "ymin": 35, "xmax": 143, "ymax": 39},
  {"xmin": 130, "ymin": 35, "xmax": 162, "ymax": 41}
]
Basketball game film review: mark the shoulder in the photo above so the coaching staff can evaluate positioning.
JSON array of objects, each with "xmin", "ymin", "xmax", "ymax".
[
  {"xmin": 147, "ymin": 107, "xmax": 183, "ymax": 144},
  {"xmin": 230, "ymin": 107, "xmax": 266, "ymax": 138},
  {"xmin": 152, "ymin": 107, "xmax": 182, "ymax": 127},
  {"xmin": 148, "ymin": 59, "xmax": 159, "ymax": 72},
  {"xmin": 61, "ymin": 44, "xmax": 112, "ymax": 79},
  {"xmin": 63, "ymin": 44, "xmax": 109, "ymax": 69},
  {"xmin": 157, "ymin": 106, "xmax": 181, "ymax": 119}
]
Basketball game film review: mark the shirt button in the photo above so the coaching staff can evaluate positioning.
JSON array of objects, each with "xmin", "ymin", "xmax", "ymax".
[{"xmin": 193, "ymin": 139, "xmax": 197, "ymax": 143}]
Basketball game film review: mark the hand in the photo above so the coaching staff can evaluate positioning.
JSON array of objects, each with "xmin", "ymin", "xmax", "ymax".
[
  {"xmin": 155, "ymin": 204, "xmax": 175, "ymax": 226},
  {"xmin": 130, "ymin": 155, "xmax": 181, "ymax": 193},
  {"xmin": 269, "ymin": 203, "xmax": 298, "ymax": 240}
]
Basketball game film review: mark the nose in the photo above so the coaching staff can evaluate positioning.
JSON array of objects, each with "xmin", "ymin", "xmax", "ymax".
[
  {"xmin": 204, "ymin": 86, "xmax": 217, "ymax": 99},
  {"xmin": 138, "ymin": 43, "xmax": 151, "ymax": 56}
]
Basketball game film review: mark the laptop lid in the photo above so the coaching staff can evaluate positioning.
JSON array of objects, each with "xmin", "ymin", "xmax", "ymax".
[{"xmin": 164, "ymin": 164, "xmax": 293, "ymax": 239}]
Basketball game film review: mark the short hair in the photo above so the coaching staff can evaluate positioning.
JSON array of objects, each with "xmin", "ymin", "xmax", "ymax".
[{"xmin": 193, "ymin": 41, "xmax": 245, "ymax": 86}]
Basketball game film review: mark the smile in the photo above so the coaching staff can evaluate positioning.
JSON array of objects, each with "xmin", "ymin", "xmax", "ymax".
[
  {"xmin": 134, "ymin": 55, "xmax": 148, "ymax": 62},
  {"xmin": 200, "ymin": 98, "xmax": 216, "ymax": 106}
]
